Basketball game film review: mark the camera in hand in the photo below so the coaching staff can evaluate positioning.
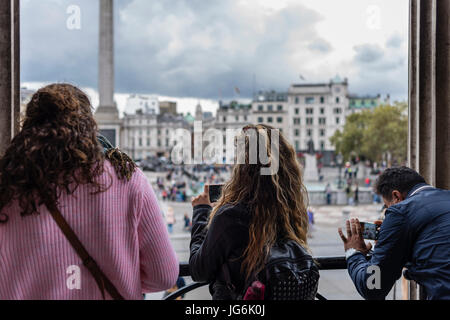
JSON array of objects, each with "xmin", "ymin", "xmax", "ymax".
[{"xmin": 209, "ymin": 184, "xmax": 224, "ymax": 203}]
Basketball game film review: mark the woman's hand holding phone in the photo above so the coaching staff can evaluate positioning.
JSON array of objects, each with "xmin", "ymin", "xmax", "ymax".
[{"xmin": 191, "ymin": 185, "xmax": 213, "ymax": 208}]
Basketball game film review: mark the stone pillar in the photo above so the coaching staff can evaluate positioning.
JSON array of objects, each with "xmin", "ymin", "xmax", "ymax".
[
  {"xmin": 98, "ymin": 0, "xmax": 115, "ymax": 111},
  {"xmin": 0, "ymin": 0, "xmax": 20, "ymax": 156},
  {"xmin": 408, "ymin": 0, "xmax": 450, "ymax": 300},
  {"xmin": 435, "ymin": 0, "xmax": 450, "ymax": 190},
  {"xmin": 409, "ymin": 0, "xmax": 450, "ymax": 189},
  {"xmin": 95, "ymin": 0, "xmax": 121, "ymax": 147}
]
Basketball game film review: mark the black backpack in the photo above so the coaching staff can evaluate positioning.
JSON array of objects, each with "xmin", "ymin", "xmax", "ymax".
[
  {"xmin": 221, "ymin": 240, "xmax": 320, "ymax": 300},
  {"xmin": 259, "ymin": 240, "xmax": 320, "ymax": 300}
]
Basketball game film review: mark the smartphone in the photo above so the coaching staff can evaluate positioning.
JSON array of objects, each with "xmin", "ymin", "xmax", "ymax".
[
  {"xmin": 360, "ymin": 222, "xmax": 381, "ymax": 240},
  {"xmin": 209, "ymin": 184, "xmax": 224, "ymax": 203}
]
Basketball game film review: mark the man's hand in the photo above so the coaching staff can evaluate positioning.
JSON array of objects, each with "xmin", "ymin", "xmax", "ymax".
[
  {"xmin": 191, "ymin": 185, "xmax": 212, "ymax": 207},
  {"xmin": 338, "ymin": 218, "xmax": 373, "ymax": 255}
]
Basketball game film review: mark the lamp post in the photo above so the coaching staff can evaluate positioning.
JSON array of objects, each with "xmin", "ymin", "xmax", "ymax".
[{"xmin": 337, "ymin": 153, "xmax": 343, "ymax": 189}]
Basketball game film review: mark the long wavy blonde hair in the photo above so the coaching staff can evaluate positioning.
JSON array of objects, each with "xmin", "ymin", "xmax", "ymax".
[{"xmin": 208, "ymin": 124, "xmax": 310, "ymax": 280}]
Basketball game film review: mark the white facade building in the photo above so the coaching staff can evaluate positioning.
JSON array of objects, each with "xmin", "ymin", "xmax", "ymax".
[
  {"xmin": 121, "ymin": 107, "xmax": 190, "ymax": 160},
  {"xmin": 251, "ymin": 91, "xmax": 289, "ymax": 137},
  {"xmin": 125, "ymin": 94, "xmax": 160, "ymax": 115},
  {"xmin": 288, "ymin": 76, "xmax": 350, "ymax": 153}
]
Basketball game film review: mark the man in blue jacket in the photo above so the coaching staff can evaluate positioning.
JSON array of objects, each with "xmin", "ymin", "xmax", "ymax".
[{"xmin": 338, "ymin": 167, "xmax": 450, "ymax": 300}]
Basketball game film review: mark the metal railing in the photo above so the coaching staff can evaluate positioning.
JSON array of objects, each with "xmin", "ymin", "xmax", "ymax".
[{"xmin": 163, "ymin": 256, "xmax": 347, "ymax": 300}]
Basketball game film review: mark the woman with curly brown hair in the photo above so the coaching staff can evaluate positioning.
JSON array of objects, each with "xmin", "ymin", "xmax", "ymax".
[
  {"xmin": 0, "ymin": 83, "xmax": 178, "ymax": 300},
  {"xmin": 189, "ymin": 124, "xmax": 319, "ymax": 300}
]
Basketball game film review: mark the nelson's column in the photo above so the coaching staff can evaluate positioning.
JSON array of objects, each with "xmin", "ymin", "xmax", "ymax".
[{"xmin": 95, "ymin": 0, "xmax": 121, "ymax": 147}]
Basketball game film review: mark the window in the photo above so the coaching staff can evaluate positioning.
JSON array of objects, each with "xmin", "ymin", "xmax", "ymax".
[
  {"xmin": 235, "ymin": 116, "xmax": 239, "ymax": 121},
  {"xmin": 295, "ymin": 108, "xmax": 299, "ymax": 115},
  {"xmin": 336, "ymin": 117, "xmax": 340, "ymax": 124},
  {"xmin": 223, "ymin": 116, "xmax": 227, "ymax": 122},
  {"xmin": 268, "ymin": 117, "xmax": 273, "ymax": 123},
  {"xmin": 295, "ymin": 141, "xmax": 300, "ymax": 151},
  {"xmin": 139, "ymin": 138, "xmax": 142, "ymax": 147},
  {"xmin": 293, "ymin": 118, "xmax": 300, "ymax": 125},
  {"xmin": 268, "ymin": 105, "xmax": 274, "ymax": 112},
  {"xmin": 258, "ymin": 117, "xmax": 263, "ymax": 123},
  {"xmin": 320, "ymin": 97, "xmax": 325, "ymax": 104},
  {"xmin": 258, "ymin": 105, "xmax": 264, "ymax": 111},
  {"xmin": 320, "ymin": 129, "xmax": 326, "ymax": 137},
  {"xmin": 306, "ymin": 118, "xmax": 313, "ymax": 125},
  {"xmin": 320, "ymin": 108, "xmax": 325, "ymax": 115},
  {"xmin": 147, "ymin": 138, "xmax": 150, "ymax": 146},
  {"xmin": 336, "ymin": 97, "xmax": 340, "ymax": 104},
  {"xmin": 320, "ymin": 141, "xmax": 325, "ymax": 150},
  {"xmin": 334, "ymin": 108, "xmax": 342, "ymax": 114},
  {"xmin": 305, "ymin": 97, "xmax": 315, "ymax": 104},
  {"xmin": 306, "ymin": 108, "xmax": 314, "ymax": 115},
  {"xmin": 277, "ymin": 117, "xmax": 283, "ymax": 123},
  {"xmin": 295, "ymin": 129, "xmax": 300, "ymax": 137},
  {"xmin": 319, "ymin": 118, "xmax": 326, "ymax": 125},
  {"xmin": 166, "ymin": 138, "xmax": 169, "ymax": 147},
  {"xmin": 307, "ymin": 129, "xmax": 313, "ymax": 137},
  {"xmin": 277, "ymin": 105, "xmax": 283, "ymax": 111},
  {"xmin": 295, "ymin": 97, "xmax": 299, "ymax": 104}
]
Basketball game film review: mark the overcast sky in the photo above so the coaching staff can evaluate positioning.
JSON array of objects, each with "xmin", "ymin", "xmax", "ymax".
[{"xmin": 21, "ymin": 0, "xmax": 409, "ymax": 115}]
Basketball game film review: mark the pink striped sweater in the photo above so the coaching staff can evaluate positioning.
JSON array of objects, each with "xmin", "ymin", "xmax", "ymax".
[{"xmin": 0, "ymin": 161, "xmax": 179, "ymax": 300}]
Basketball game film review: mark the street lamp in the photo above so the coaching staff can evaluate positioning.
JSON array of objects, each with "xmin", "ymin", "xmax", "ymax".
[{"xmin": 336, "ymin": 153, "xmax": 343, "ymax": 189}]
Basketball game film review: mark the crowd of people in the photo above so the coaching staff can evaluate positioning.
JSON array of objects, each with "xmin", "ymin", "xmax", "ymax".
[{"xmin": 0, "ymin": 84, "xmax": 448, "ymax": 301}]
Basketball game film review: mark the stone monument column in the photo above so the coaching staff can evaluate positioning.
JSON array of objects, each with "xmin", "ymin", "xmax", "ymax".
[{"xmin": 95, "ymin": 0, "xmax": 121, "ymax": 147}]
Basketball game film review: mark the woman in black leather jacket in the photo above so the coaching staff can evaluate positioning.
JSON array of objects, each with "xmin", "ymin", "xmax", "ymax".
[{"xmin": 189, "ymin": 124, "xmax": 314, "ymax": 300}]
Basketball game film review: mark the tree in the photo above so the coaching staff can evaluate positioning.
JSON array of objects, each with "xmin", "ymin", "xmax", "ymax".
[{"xmin": 330, "ymin": 102, "xmax": 408, "ymax": 165}]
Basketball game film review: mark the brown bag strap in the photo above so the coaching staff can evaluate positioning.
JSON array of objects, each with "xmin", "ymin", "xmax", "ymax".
[{"xmin": 45, "ymin": 201, "xmax": 125, "ymax": 300}]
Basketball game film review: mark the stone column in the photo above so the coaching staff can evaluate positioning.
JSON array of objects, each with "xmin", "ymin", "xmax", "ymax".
[
  {"xmin": 435, "ymin": 0, "xmax": 450, "ymax": 190},
  {"xmin": 408, "ymin": 0, "xmax": 450, "ymax": 300},
  {"xmin": 96, "ymin": 0, "xmax": 121, "ymax": 147},
  {"xmin": 409, "ymin": 0, "xmax": 450, "ymax": 189},
  {"xmin": 98, "ymin": 0, "xmax": 115, "ymax": 111},
  {"xmin": 0, "ymin": 0, "xmax": 20, "ymax": 156}
]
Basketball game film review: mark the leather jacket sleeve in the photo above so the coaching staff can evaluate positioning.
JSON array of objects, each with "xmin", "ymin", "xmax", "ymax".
[{"xmin": 189, "ymin": 204, "xmax": 247, "ymax": 283}]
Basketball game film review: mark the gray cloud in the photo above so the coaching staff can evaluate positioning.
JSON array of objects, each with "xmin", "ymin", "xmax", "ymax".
[
  {"xmin": 386, "ymin": 33, "xmax": 404, "ymax": 48},
  {"xmin": 20, "ymin": 0, "xmax": 333, "ymax": 100},
  {"xmin": 350, "ymin": 41, "xmax": 407, "ymax": 100},
  {"xmin": 354, "ymin": 44, "xmax": 384, "ymax": 64},
  {"xmin": 20, "ymin": 0, "xmax": 406, "ymax": 101},
  {"xmin": 308, "ymin": 39, "xmax": 333, "ymax": 53}
]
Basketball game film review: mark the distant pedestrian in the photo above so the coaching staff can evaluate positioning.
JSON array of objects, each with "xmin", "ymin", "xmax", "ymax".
[
  {"xmin": 325, "ymin": 183, "xmax": 332, "ymax": 205},
  {"xmin": 166, "ymin": 207, "xmax": 176, "ymax": 234},
  {"xmin": 183, "ymin": 213, "xmax": 192, "ymax": 231},
  {"xmin": 354, "ymin": 184, "xmax": 359, "ymax": 205},
  {"xmin": 347, "ymin": 184, "xmax": 354, "ymax": 206}
]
